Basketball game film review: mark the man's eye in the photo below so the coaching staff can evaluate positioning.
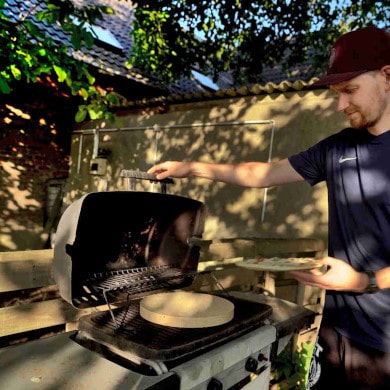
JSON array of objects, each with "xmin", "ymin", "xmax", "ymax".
[{"xmin": 344, "ymin": 88, "xmax": 358, "ymax": 94}]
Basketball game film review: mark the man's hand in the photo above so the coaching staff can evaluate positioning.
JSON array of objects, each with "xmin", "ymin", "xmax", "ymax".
[
  {"xmin": 290, "ymin": 256, "xmax": 369, "ymax": 292},
  {"xmin": 148, "ymin": 161, "xmax": 192, "ymax": 180}
]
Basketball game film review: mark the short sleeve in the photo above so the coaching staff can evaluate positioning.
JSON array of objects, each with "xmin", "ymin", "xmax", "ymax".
[{"xmin": 288, "ymin": 138, "xmax": 331, "ymax": 186}]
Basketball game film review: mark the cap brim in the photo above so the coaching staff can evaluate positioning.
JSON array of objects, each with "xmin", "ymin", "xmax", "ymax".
[{"xmin": 312, "ymin": 70, "xmax": 368, "ymax": 86}]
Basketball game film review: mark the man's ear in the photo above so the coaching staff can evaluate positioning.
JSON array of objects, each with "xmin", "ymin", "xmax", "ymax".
[{"xmin": 382, "ymin": 65, "xmax": 390, "ymax": 90}]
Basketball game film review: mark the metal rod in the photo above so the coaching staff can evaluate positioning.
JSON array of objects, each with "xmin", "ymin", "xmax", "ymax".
[
  {"xmin": 73, "ymin": 120, "xmax": 275, "ymax": 134},
  {"xmin": 76, "ymin": 134, "xmax": 83, "ymax": 174},
  {"xmin": 151, "ymin": 124, "xmax": 161, "ymax": 192},
  {"xmin": 209, "ymin": 272, "xmax": 231, "ymax": 297},
  {"xmin": 102, "ymin": 290, "xmax": 119, "ymax": 330},
  {"xmin": 261, "ymin": 121, "xmax": 276, "ymax": 223}
]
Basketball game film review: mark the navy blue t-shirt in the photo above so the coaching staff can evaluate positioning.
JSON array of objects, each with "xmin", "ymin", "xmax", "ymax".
[{"xmin": 289, "ymin": 127, "xmax": 390, "ymax": 352}]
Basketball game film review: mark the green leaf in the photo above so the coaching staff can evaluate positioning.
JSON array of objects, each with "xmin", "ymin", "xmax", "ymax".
[
  {"xmin": 53, "ymin": 65, "xmax": 68, "ymax": 82},
  {"xmin": 10, "ymin": 65, "xmax": 22, "ymax": 80},
  {"xmin": 87, "ymin": 104, "xmax": 102, "ymax": 120},
  {"xmin": 75, "ymin": 106, "xmax": 87, "ymax": 122},
  {"xmin": 83, "ymin": 69, "xmax": 95, "ymax": 85},
  {"xmin": 102, "ymin": 6, "xmax": 115, "ymax": 15},
  {"xmin": 107, "ymin": 92, "xmax": 120, "ymax": 106},
  {"xmin": 70, "ymin": 30, "xmax": 82, "ymax": 50},
  {"xmin": 79, "ymin": 87, "xmax": 89, "ymax": 100},
  {"xmin": 82, "ymin": 29, "xmax": 95, "ymax": 48},
  {"xmin": 0, "ymin": 75, "xmax": 11, "ymax": 94}
]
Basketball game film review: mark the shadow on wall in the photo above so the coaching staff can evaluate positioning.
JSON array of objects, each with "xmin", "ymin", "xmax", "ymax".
[
  {"xmin": 67, "ymin": 89, "xmax": 340, "ymax": 242},
  {"xmin": 0, "ymin": 122, "xmax": 69, "ymax": 251}
]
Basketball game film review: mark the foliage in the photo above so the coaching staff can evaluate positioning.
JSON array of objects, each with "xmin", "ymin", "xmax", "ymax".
[
  {"xmin": 1, "ymin": 1, "xmax": 390, "ymax": 123},
  {"xmin": 129, "ymin": 1, "xmax": 390, "ymax": 84},
  {"xmin": 271, "ymin": 342, "xmax": 314, "ymax": 390},
  {"xmin": 0, "ymin": 0, "xmax": 117, "ymax": 122}
]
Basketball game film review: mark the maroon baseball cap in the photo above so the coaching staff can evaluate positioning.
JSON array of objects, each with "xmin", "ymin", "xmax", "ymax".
[{"xmin": 313, "ymin": 26, "xmax": 390, "ymax": 86}]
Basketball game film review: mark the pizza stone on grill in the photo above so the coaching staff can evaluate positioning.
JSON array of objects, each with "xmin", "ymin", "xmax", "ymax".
[{"xmin": 140, "ymin": 291, "xmax": 234, "ymax": 328}]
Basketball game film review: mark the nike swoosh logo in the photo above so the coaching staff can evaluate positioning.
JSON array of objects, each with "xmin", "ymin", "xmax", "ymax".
[{"xmin": 339, "ymin": 156, "xmax": 357, "ymax": 163}]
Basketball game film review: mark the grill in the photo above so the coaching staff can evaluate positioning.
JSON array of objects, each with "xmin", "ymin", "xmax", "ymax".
[{"xmin": 52, "ymin": 170, "xmax": 316, "ymax": 389}]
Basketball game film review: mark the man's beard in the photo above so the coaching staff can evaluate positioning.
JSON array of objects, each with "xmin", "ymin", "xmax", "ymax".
[{"xmin": 349, "ymin": 112, "xmax": 376, "ymax": 129}]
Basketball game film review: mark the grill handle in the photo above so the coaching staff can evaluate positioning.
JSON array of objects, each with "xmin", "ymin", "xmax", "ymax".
[{"xmin": 120, "ymin": 169, "xmax": 174, "ymax": 193}]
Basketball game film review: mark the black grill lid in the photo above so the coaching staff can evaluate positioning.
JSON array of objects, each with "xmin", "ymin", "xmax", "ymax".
[{"xmin": 53, "ymin": 191, "xmax": 206, "ymax": 308}]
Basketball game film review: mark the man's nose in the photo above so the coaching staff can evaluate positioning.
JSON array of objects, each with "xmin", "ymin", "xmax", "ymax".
[{"xmin": 337, "ymin": 94, "xmax": 349, "ymax": 112}]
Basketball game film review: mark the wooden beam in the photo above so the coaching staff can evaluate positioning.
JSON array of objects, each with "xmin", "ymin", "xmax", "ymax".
[
  {"xmin": 0, "ymin": 250, "xmax": 54, "ymax": 292},
  {"xmin": 0, "ymin": 298, "xmax": 91, "ymax": 337}
]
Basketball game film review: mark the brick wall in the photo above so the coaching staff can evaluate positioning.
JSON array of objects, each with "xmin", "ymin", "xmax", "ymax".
[{"xmin": 0, "ymin": 84, "xmax": 75, "ymax": 251}]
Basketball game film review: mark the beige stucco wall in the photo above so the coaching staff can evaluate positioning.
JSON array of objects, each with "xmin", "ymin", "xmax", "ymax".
[{"xmin": 66, "ymin": 88, "xmax": 348, "ymax": 244}]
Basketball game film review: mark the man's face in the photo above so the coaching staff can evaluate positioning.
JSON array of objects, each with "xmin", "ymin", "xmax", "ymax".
[{"xmin": 330, "ymin": 71, "xmax": 388, "ymax": 130}]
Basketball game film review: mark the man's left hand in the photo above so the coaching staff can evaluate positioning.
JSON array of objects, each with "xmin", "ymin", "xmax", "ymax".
[{"xmin": 290, "ymin": 256, "xmax": 368, "ymax": 292}]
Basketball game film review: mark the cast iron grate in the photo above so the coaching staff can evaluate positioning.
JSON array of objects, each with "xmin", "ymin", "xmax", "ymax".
[
  {"xmin": 80, "ymin": 265, "xmax": 224, "ymax": 328},
  {"xmin": 79, "ymin": 297, "xmax": 273, "ymax": 362}
]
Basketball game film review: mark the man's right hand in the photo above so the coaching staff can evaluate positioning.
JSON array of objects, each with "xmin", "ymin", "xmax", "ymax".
[{"xmin": 148, "ymin": 161, "xmax": 192, "ymax": 180}]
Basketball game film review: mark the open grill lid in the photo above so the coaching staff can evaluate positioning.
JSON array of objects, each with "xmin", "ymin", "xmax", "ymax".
[{"xmin": 53, "ymin": 191, "xmax": 206, "ymax": 308}]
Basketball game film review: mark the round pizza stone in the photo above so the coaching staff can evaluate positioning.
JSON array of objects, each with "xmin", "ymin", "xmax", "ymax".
[{"xmin": 140, "ymin": 291, "xmax": 234, "ymax": 328}]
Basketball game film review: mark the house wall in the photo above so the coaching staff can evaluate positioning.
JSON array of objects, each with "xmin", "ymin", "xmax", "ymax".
[
  {"xmin": 67, "ymin": 88, "xmax": 348, "ymax": 244},
  {"xmin": 0, "ymin": 130, "xmax": 69, "ymax": 251},
  {"xmin": 0, "ymin": 85, "xmax": 74, "ymax": 252}
]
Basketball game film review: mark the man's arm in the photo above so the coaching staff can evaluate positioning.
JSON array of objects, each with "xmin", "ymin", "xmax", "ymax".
[
  {"xmin": 148, "ymin": 158, "xmax": 304, "ymax": 188},
  {"xmin": 376, "ymin": 267, "xmax": 390, "ymax": 289}
]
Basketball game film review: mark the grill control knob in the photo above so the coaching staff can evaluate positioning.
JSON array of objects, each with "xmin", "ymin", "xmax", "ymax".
[
  {"xmin": 245, "ymin": 357, "xmax": 258, "ymax": 373},
  {"xmin": 207, "ymin": 378, "xmax": 223, "ymax": 390}
]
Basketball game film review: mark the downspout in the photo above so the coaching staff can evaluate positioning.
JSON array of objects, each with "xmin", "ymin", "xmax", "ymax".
[{"xmin": 92, "ymin": 127, "xmax": 100, "ymax": 158}]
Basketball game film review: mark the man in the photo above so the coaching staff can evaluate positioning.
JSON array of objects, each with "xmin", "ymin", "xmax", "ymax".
[{"xmin": 148, "ymin": 26, "xmax": 390, "ymax": 389}]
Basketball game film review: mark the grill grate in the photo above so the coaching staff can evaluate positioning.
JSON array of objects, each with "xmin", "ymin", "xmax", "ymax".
[
  {"xmin": 79, "ymin": 297, "xmax": 273, "ymax": 362},
  {"xmin": 85, "ymin": 265, "xmax": 194, "ymax": 293},
  {"xmin": 81, "ymin": 265, "xmax": 219, "ymax": 328}
]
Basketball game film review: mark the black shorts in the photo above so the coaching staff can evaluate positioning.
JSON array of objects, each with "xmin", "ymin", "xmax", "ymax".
[{"xmin": 307, "ymin": 325, "xmax": 390, "ymax": 390}]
